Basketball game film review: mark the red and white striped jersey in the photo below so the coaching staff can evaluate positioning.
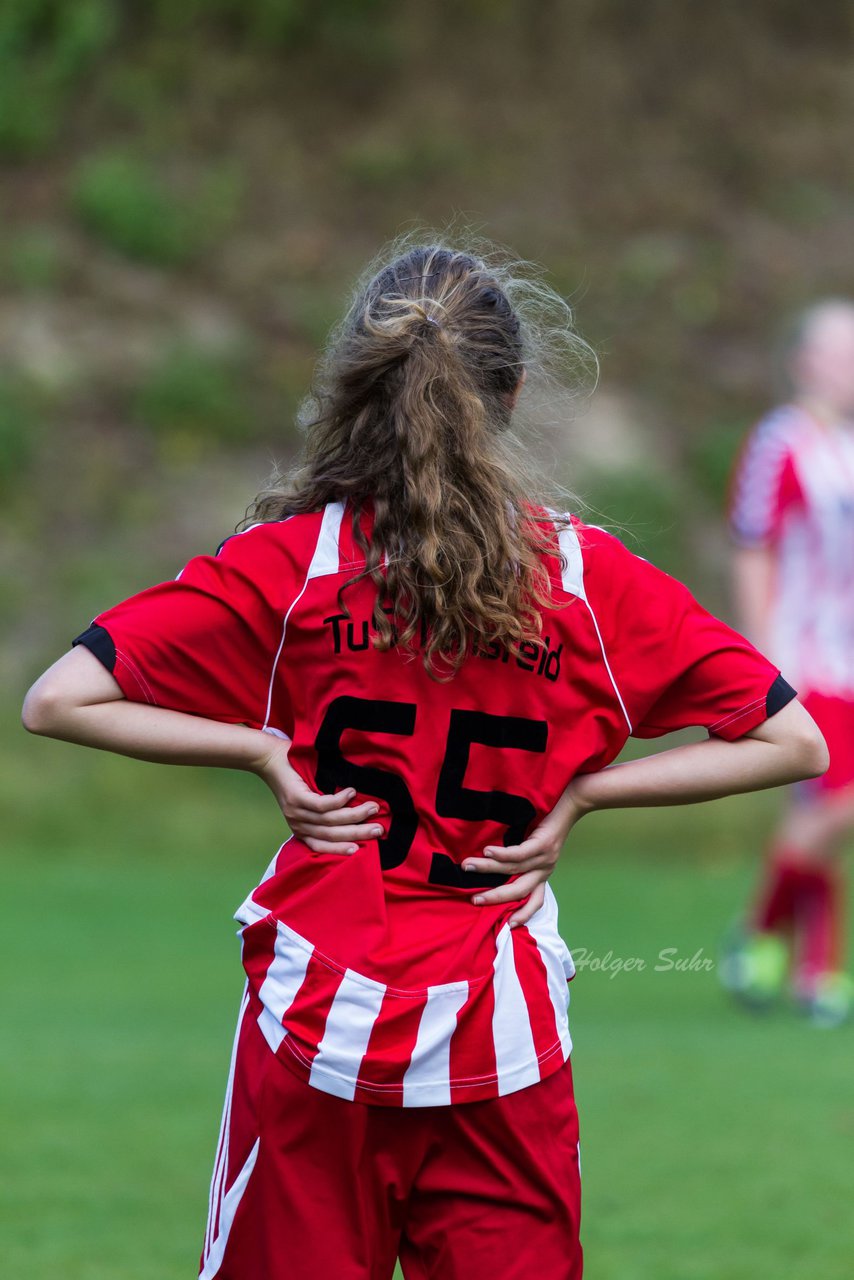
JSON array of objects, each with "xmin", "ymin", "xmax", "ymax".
[
  {"xmin": 729, "ymin": 404, "xmax": 854, "ymax": 698},
  {"xmin": 74, "ymin": 498, "xmax": 790, "ymax": 1106}
]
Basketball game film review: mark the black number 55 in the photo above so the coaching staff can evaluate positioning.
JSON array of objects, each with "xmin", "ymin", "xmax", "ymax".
[{"xmin": 314, "ymin": 697, "xmax": 548, "ymax": 889}]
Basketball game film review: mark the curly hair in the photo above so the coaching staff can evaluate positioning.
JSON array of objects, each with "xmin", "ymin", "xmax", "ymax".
[{"xmin": 242, "ymin": 233, "xmax": 595, "ymax": 680}]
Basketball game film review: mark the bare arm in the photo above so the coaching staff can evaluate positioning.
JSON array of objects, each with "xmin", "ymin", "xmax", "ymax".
[
  {"xmin": 567, "ymin": 697, "xmax": 827, "ymax": 815},
  {"xmin": 22, "ymin": 646, "xmax": 279, "ymax": 771},
  {"xmin": 23, "ymin": 649, "xmax": 828, "ymax": 928},
  {"xmin": 732, "ymin": 545, "xmax": 776, "ymax": 653},
  {"xmin": 21, "ymin": 646, "xmax": 384, "ymax": 841}
]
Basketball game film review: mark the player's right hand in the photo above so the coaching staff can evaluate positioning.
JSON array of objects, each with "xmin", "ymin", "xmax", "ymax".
[
  {"xmin": 250, "ymin": 732, "xmax": 386, "ymax": 854},
  {"xmin": 458, "ymin": 781, "xmax": 589, "ymax": 926}
]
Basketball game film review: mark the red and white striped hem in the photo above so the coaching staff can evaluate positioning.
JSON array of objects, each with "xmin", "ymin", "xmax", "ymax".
[{"xmin": 235, "ymin": 888, "xmax": 573, "ymax": 1109}]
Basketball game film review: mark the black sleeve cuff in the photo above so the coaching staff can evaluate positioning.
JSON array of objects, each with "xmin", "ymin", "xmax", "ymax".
[
  {"xmin": 71, "ymin": 623, "xmax": 116, "ymax": 674},
  {"xmin": 766, "ymin": 673, "xmax": 797, "ymax": 717}
]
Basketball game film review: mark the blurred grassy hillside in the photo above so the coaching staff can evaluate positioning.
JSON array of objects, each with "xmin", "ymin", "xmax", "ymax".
[{"xmin": 4, "ymin": 1, "xmax": 854, "ymax": 687}]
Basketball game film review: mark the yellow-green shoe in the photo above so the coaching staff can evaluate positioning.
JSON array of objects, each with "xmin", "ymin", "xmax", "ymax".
[
  {"xmin": 719, "ymin": 927, "xmax": 788, "ymax": 1011},
  {"xmin": 798, "ymin": 972, "xmax": 853, "ymax": 1029}
]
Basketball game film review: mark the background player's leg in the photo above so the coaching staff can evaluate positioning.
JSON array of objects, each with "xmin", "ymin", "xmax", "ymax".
[
  {"xmin": 723, "ymin": 694, "xmax": 854, "ymax": 1021},
  {"xmin": 199, "ymin": 989, "xmax": 408, "ymax": 1280},
  {"xmin": 399, "ymin": 1059, "xmax": 583, "ymax": 1280},
  {"xmin": 752, "ymin": 843, "xmax": 802, "ymax": 935},
  {"xmin": 719, "ymin": 827, "xmax": 805, "ymax": 1010},
  {"xmin": 785, "ymin": 838, "xmax": 851, "ymax": 1025},
  {"xmin": 791, "ymin": 859, "xmax": 844, "ymax": 989},
  {"xmin": 765, "ymin": 783, "xmax": 854, "ymax": 1018},
  {"xmin": 723, "ymin": 807, "xmax": 845, "ymax": 1013}
]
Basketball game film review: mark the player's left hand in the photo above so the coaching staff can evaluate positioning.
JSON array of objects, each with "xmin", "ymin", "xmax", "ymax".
[{"xmin": 459, "ymin": 784, "xmax": 588, "ymax": 927}]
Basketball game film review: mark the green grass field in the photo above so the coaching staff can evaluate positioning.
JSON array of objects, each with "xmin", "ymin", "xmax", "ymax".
[{"xmin": 2, "ymin": 718, "xmax": 852, "ymax": 1280}]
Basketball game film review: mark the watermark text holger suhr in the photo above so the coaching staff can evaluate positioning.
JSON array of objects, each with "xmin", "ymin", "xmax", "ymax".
[{"xmin": 570, "ymin": 948, "xmax": 716, "ymax": 979}]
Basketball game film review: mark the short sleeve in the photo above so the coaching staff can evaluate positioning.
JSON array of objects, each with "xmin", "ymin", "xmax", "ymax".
[
  {"xmin": 728, "ymin": 412, "xmax": 803, "ymax": 548},
  {"xmin": 71, "ymin": 523, "xmax": 296, "ymax": 728},
  {"xmin": 580, "ymin": 525, "xmax": 796, "ymax": 741}
]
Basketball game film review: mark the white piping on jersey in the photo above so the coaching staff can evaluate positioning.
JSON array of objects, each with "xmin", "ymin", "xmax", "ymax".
[
  {"xmin": 261, "ymin": 505, "xmax": 343, "ymax": 730},
  {"xmin": 585, "ymin": 607, "xmax": 633, "ymax": 734},
  {"xmin": 257, "ymin": 840, "xmax": 291, "ymax": 892},
  {"xmin": 176, "ymin": 521, "xmax": 267, "ymax": 581},
  {"xmin": 551, "ymin": 512, "xmax": 634, "ymax": 734},
  {"xmin": 257, "ymin": 499, "xmax": 420, "ymax": 728},
  {"xmin": 173, "ymin": 513, "xmax": 303, "ymax": 732},
  {"xmin": 263, "ymin": 603, "xmax": 298, "ymax": 731},
  {"xmin": 232, "ymin": 839, "xmax": 294, "ymax": 934}
]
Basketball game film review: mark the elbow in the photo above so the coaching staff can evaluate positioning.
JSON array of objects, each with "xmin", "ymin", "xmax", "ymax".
[
  {"xmin": 744, "ymin": 698, "xmax": 830, "ymax": 784},
  {"xmin": 793, "ymin": 722, "xmax": 830, "ymax": 781},
  {"xmin": 21, "ymin": 683, "xmax": 66, "ymax": 736}
]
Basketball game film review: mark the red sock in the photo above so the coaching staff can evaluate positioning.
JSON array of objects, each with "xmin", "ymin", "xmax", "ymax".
[
  {"xmin": 752, "ymin": 849, "xmax": 806, "ymax": 935},
  {"xmin": 752, "ymin": 849, "xmax": 846, "ymax": 992},
  {"xmin": 792, "ymin": 862, "xmax": 846, "ymax": 994}
]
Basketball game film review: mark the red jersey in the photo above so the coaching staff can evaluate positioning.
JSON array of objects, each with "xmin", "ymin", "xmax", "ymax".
[
  {"xmin": 73, "ymin": 498, "xmax": 792, "ymax": 1106},
  {"xmin": 728, "ymin": 404, "xmax": 854, "ymax": 697}
]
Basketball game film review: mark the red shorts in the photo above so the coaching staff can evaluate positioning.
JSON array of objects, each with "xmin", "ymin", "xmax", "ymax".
[
  {"xmin": 800, "ymin": 692, "xmax": 854, "ymax": 795},
  {"xmin": 199, "ymin": 986, "xmax": 583, "ymax": 1280}
]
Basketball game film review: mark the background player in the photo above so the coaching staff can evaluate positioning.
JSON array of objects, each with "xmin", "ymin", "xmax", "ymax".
[
  {"xmin": 723, "ymin": 300, "xmax": 854, "ymax": 1026},
  {"xmin": 22, "ymin": 239, "xmax": 827, "ymax": 1279}
]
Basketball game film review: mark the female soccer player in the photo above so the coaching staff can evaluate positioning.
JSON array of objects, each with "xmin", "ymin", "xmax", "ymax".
[
  {"xmin": 724, "ymin": 299, "xmax": 854, "ymax": 1027},
  {"xmin": 22, "ymin": 240, "xmax": 827, "ymax": 1280}
]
